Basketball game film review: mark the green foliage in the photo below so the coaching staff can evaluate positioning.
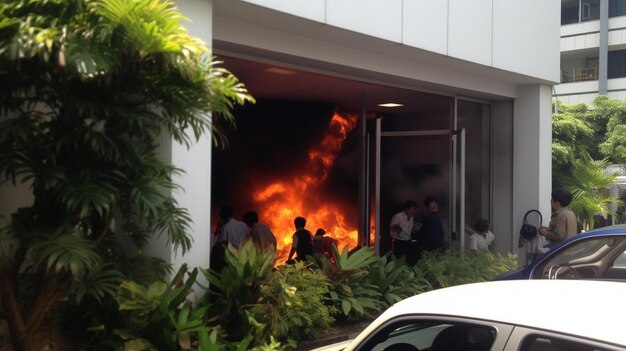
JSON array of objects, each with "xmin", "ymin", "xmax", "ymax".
[
  {"xmin": 565, "ymin": 153, "xmax": 623, "ymax": 230},
  {"xmin": 202, "ymin": 241, "xmax": 292, "ymax": 346},
  {"xmin": 365, "ymin": 254, "xmax": 431, "ymax": 309},
  {"xmin": 415, "ymin": 250, "xmax": 518, "ymax": 289},
  {"xmin": 552, "ymin": 101, "xmax": 595, "ymax": 187},
  {"xmin": 275, "ymin": 262, "xmax": 335, "ymax": 338},
  {"xmin": 553, "ymin": 96, "xmax": 626, "ymax": 188},
  {"xmin": 593, "ymin": 96, "xmax": 626, "ymax": 163},
  {"xmin": 0, "ymin": 0, "xmax": 252, "ymax": 348},
  {"xmin": 112, "ymin": 265, "xmax": 218, "ymax": 351},
  {"xmin": 312, "ymin": 245, "xmax": 381, "ymax": 319}
]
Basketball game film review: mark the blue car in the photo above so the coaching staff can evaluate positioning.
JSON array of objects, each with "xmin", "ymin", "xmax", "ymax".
[{"xmin": 496, "ymin": 225, "xmax": 626, "ymax": 280}]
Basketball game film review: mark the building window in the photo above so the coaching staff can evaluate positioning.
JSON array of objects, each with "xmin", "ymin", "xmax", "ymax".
[
  {"xmin": 562, "ymin": 0, "xmax": 580, "ymax": 24},
  {"xmin": 610, "ymin": 0, "xmax": 626, "ymax": 17},
  {"xmin": 608, "ymin": 50, "xmax": 626, "ymax": 79},
  {"xmin": 561, "ymin": 57, "xmax": 599, "ymax": 83},
  {"xmin": 562, "ymin": 0, "xmax": 601, "ymax": 24},
  {"xmin": 582, "ymin": 0, "xmax": 601, "ymax": 21}
]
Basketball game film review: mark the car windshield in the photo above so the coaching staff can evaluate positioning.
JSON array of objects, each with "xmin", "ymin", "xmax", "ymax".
[{"xmin": 533, "ymin": 236, "xmax": 626, "ymax": 278}]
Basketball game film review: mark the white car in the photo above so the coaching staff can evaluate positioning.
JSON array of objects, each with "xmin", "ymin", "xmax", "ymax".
[{"xmin": 312, "ymin": 280, "xmax": 626, "ymax": 351}]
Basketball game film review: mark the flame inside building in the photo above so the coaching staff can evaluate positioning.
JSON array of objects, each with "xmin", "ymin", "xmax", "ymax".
[
  {"xmin": 212, "ymin": 101, "xmax": 362, "ymax": 262},
  {"xmin": 252, "ymin": 110, "xmax": 359, "ymax": 260}
]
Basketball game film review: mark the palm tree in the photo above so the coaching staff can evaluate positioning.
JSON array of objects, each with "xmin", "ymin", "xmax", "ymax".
[
  {"xmin": 565, "ymin": 153, "xmax": 622, "ymax": 231},
  {"xmin": 0, "ymin": 0, "xmax": 253, "ymax": 349}
]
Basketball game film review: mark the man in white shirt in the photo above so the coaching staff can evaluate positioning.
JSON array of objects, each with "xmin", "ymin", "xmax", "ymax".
[
  {"xmin": 389, "ymin": 200, "xmax": 417, "ymax": 260},
  {"xmin": 215, "ymin": 206, "xmax": 249, "ymax": 248},
  {"xmin": 465, "ymin": 218, "xmax": 495, "ymax": 252}
]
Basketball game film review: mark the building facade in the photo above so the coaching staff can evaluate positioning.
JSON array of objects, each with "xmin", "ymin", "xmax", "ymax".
[
  {"xmin": 0, "ymin": 0, "xmax": 560, "ymax": 273},
  {"xmin": 556, "ymin": 0, "xmax": 626, "ymax": 104}
]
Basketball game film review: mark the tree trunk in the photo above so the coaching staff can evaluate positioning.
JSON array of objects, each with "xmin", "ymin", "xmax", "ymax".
[{"xmin": 1, "ymin": 271, "xmax": 65, "ymax": 351}]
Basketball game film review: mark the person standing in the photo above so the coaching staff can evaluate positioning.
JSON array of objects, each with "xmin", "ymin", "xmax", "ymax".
[
  {"xmin": 539, "ymin": 189, "xmax": 577, "ymax": 248},
  {"xmin": 390, "ymin": 201, "xmax": 417, "ymax": 260},
  {"xmin": 417, "ymin": 196, "xmax": 445, "ymax": 253},
  {"xmin": 312, "ymin": 228, "xmax": 336, "ymax": 260},
  {"xmin": 243, "ymin": 211, "xmax": 277, "ymax": 251},
  {"xmin": 211, "ymin": 205, "xmax": 250, "ymax": 272},
  {"xmin": 287, "ymin": 216, "xmax": 313, "ymax": 262},
  {"xmin": 215, "ymin": 205, "xmax": 250, "ymax": 247},
  {"xmin": 465, "ymin": 219, "xmax": 495, "ymax": 252}
]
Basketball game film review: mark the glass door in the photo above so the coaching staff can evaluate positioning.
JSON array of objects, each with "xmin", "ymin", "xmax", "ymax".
[{"xmin": 373, "ymin": 123, "xmax": 466, "ymax": 255}]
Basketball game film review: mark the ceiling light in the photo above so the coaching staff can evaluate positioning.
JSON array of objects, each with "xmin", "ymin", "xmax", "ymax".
[
  {"xmin": 265, "ymin": 67, "xmax": 297, "ymax": 75},
  {"xmin": 378, "ymin": 103, "xmax": 404, "ymax": 108}
]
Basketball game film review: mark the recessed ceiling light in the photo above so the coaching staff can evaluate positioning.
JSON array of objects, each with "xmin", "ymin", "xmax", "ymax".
[
  {"xmin": 265, "ymin": 67, "xmax": 297, "ymax": 75},
  {"xmin": 378, "ymin": 103, "xmax": 404, "ymax": 108}
]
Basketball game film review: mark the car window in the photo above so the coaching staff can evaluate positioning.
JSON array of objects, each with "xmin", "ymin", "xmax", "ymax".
[
  {"xmin": 356, "ymin": 320, "xmax": 497, "ymax": 351},
  {"xmin": 612, "ymin": 249, "xmax": 626, "ymax": 267},
  {"xmin": 519, "ymin": 334, "xmax": 618, "ymax": 351},
  {"xmin": 533, "ymin": 237, "xmax": 626, "ymax": 278}
]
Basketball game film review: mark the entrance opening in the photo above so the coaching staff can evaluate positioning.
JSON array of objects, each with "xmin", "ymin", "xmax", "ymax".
[{"xmin": 211, "ymin": 56, "xmax": 492, "ymax": 261}]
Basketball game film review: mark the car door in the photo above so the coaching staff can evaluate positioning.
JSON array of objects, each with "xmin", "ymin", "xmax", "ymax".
[
  {"xmin": 350, "ymin": 315, "xmax": 513, "ymax": 351},
  {"xmin": 503, "ymin": 326, "xmax": 626, "ymax": 351}
]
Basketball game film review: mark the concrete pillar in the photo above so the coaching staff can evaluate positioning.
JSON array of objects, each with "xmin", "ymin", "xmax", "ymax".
[
  {"xmin": 492, "ymin": 100, "xmax": 514, "ymax": 254},
  {"xmin": 599, "ymin": 0, "xmax": 609, "ymax": 95},
  {"xmin": 513, "ymin": 84, "xmax": 553, "ymax": 265},
  {"xmin": 145, "ymin": 0, "xmax": 213, "ymax": 296}
]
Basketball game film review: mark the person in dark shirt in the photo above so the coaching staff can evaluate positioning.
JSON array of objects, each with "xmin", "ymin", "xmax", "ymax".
[
  {"xmin": 287, "ymin": 216, "xmax": 313, "ymax": 262},
  {"xmin": 417, "ymin": 196, "xmax": 445, "ymax": 254}
]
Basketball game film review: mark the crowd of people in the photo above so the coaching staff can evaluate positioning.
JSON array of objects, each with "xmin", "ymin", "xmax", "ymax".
[
  {"xmin": 390, "ymin": 196, "xmax": 499, "ymax": 266},
  {"xmin": 211, "ymin": 206, "xmax": 335, "ymax": 271},
  {"xmin": 212, "ymin": 189, "xmax": 580, "ymax": 271}
]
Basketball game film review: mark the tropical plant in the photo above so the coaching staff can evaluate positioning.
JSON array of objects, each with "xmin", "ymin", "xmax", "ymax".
[
  {"xmin": 365, "ymin": 253, "xmax": 431, "ymax": 309},
  {"xmin": 275, "ymin": 262, "xmax": 335, "ymax": 338},
  {"xmin": 415, "ymin": 250, "xmax": 518, "ymax": 289},
  {"xmin": 0, "ymin": 0, "xmax": 253, "ymax": 349},
  {"xmin": 592, "ymin": 96, "xmax": 626, "ymax": 163},
  {"xmin": 552, "ymin": 100, "xmax": 594, "ymax": 187},
  {"xmin": 565, "ymin": 153, "xmax": 623, "ymax": 230},
  {"xmin": 113, "ymin": 265, "xmax": 216, "ymax": 351},
  {"xmin": 202, "ymin": 241, "xmax": 300, "ymax": 347},
  {"xmin": 311, "ymin": 245, "xmax": 380, "ymax": 319}
]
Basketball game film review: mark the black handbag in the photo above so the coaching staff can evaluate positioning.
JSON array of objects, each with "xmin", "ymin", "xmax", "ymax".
[{"xmin": 519, "ymin": 210, "xmax": 543, "ymax": 241}]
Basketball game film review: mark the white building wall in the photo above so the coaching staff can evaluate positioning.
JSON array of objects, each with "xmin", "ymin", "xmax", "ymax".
[
  {"xmin": 144, "ymin": 0, "xmax": 213, "ymax": 296},
  {"xmin": 241, "ymin": 0, "xmax": 559, "ymax": 82},
  {"xmin": 448, "ymin": 0, "xmax": 492, "ymax": 66},
  {"xmin": 493, "ymin": 0, "xmax": 560, "ymax": 81},
  {"xmin": 242, "ymin": 0, "xmax": 326, "ymax": 22},
  {"xmin": 402, "ymin": 0, "xmax": 448, "ymax": 55},
  {"xmin": 326, "ymin": 0, "xmax": 403, "ymax": 42},
  {"xmin": 513, "ymin": 85, "xmax": 553, "ymax": 264}
]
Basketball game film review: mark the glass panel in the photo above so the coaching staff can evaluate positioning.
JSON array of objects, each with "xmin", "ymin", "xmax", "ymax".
[
  {"xmin": 456, "ymin": 101, "xmax": 491, "ymax": 241},
  {"xmin": 561, "ymin": 56, "xmax": 599, "ymax": 83},
  {"xmin": 379, "ymin": 136, "xmax": 451, "ymax": 256},
  {"xmin": 357, "ymin": 320, "xmax": 497, "ymax": 351},
  {"xmin": 520, "ymin": 334, "xmax": 615, "ymax": 351},
  {"xmin": 581, "ymin": 0, "xmax": 601, "ymax": 21},
  {"xmin": 380, "ymin": 94, "xmax": 453, "ymax": 132},
  {"xmin": 608, "ymin": 50, "xmax": 626, "ymax": 79},
  {"xmin": 610, "ymin": 0, "xmax": 626, "ymax": 17},
  {"xmin": 562, "ymin": 0, "xmax": 580, "ymax": 24},
  {"xmin": 532, "ymin": 236, "xmax": 626, "ymax": 278}
]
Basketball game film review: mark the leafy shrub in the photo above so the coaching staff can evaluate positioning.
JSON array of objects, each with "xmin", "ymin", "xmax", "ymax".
[
  {"xmin": 202, "ymin": 241, "xmax": 300, "ymax": 347},
  {"xmin": 276, "ymin": 262, "xmax": 335, "ymax": 337},
  {"xmin": 365, "ymin": 254, "xmax": 431, "ymax": 309},
  {"xmin": 415, "ymin": 250, "xmax": 518, "ymax": 289},
  {"xmin": 73, "ymin": 265, "xmax": 218, "ymax": 351},
  {"xmin": 312, "ymin": 245, "xmax": 380, "ymax": 319}
]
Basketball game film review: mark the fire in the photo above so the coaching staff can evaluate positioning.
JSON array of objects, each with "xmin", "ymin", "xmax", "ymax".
[{"xmin": 253, "ymin": 110, "xmax": 359, "ymax": 262}]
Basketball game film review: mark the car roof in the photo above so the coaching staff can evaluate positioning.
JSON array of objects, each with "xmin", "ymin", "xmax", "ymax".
[{"xmin": 350, "ymin": 280, "xmax": 626, "ymax": 348}]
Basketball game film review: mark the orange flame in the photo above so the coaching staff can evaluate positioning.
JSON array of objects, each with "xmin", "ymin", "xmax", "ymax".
[{"xmin": 253, "ymin": 111, "xmax": 359, "ymax": 262}]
